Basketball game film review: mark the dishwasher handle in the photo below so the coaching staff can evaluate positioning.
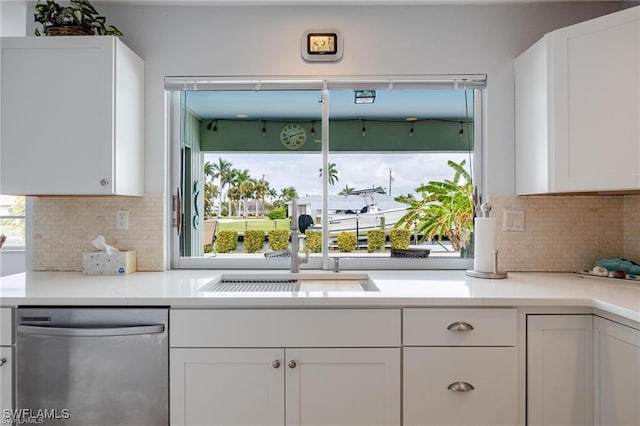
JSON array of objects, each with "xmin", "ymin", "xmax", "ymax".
[{"xmin": 18, "ymin": 324, "xmax": 165, "ymax": 337}]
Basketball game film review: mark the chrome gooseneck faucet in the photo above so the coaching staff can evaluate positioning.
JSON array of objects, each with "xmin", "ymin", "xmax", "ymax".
[{"xmin": 289, "ymin": 198, "xmax": 309, "ymax": 273}]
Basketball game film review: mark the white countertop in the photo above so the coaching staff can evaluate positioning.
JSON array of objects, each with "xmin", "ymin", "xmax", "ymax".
[{"xmin": 1, "ymin": 270, "xmax": 639, "ymax": 323}]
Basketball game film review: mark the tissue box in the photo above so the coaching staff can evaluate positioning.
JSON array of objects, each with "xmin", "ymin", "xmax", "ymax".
[{"xmin": 82, "ymin": 250, "xmax": 137, "ymax": 275}]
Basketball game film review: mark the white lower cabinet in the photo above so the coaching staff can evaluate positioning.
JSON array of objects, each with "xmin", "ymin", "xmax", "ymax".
[
  {"xmin": 594, "ymin": 317, "xmax": 640, "ymax": 426},
  {"xmin": 402, "ymin": 308, "xmax": 518, "ymax": 426},
  {"xmin": 170, "ymin": 347, "xmax": 400, "ymax": 426},
  {"xmin": 0, "ymin": 308, "xmax": 13, "ymax": 412},
  {"xmin": 170, "ymin": 348, "xmax": 284, "ymax": 426},
  {"xmin": 0, "ymin": 347, "xmax": 12, "ymax": 412},
  {"xmin": 527, "ymin": 315, "xmax": 594, "ymax": 426},
  {"xmin": 169, "ymin": 309, "xmax": 401, "ymax": 426},
  {"xmin": 403, "ymin": 347, "xmax": 517, "ymax": 426}
]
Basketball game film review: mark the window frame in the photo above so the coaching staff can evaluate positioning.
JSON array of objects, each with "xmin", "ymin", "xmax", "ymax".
[{"xmin": 167, "ymin": 75, "xmax": 485, "ymax": 270}]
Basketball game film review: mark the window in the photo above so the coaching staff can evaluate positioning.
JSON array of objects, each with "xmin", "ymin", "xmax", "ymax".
[
  {"xmin": 168, "ymin": 76, "xmax": 484, "ymax": 270},
  {"xmin": 0, "ymin": 195, "xmax": 26, "ymax": 250}
]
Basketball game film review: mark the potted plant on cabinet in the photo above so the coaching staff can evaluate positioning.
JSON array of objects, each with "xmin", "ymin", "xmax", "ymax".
[{"xmin": 34, "ymin": 0, "xmax": 123, "ymax": 36}]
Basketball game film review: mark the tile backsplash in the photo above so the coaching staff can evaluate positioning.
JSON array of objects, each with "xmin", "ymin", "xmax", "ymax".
[
  {"xmin": 490, "ymin": 193, "xmax": 633, "ymax": 272},
  {"xmin": 31, "ymin": 192, "xmax": 639, "ymax": 273},
  {"xmin": 32, "ymin": 193, "xmax": 164, "ymax": 271}
]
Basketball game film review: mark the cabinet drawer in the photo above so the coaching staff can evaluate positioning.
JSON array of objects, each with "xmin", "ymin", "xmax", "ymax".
[
  {"xmin": 170, "ymin": 309, "xmax": 401, "ymax": 348},
  {"xmin": 403, "ymin": 347, "xmax": 517, "ymax": 426},
  {"xmin": 403, "ymin": 308, "xmax": 516, "ymax": 346},
  {"xmin": 0, "ymin": 309, "xmax": 12, "ymax": 346}
]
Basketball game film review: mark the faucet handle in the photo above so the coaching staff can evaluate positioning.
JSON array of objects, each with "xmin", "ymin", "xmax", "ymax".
[{"xmin": 301, "ymin": 250, "xmax": 310, "ymax": 264}]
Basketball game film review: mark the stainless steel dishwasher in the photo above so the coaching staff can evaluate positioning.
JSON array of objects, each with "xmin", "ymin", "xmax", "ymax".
[{"xmin": 16, "ymin": 307, "xmax": 168, "ymax": 425}]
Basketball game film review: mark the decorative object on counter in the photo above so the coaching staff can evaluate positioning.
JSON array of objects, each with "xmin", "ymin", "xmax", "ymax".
[
  {"xmin": 595, "ymin": 258, "xmax": 640, "ymax": 276},
  {"xmin": 466, "ymin": 203, "xmax": 507, "ymax": 279},
  {"xmin": 576, "ymin": 269, "xmax": 639, "ymax": 281},
  {"xmin": 576, "ymin": 258, "xmax": 640, "ymax": 281},
  {"xmin": 34, "ymin": 0, "xmax": 123, "ymax": 37},
  {"xmin": 82, "ymin": 235, "xmax": 136, "ymax": 275}
]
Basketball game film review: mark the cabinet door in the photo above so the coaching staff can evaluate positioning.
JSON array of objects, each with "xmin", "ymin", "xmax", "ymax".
[
  {"xmin": 0, "ymin": 347, "xmax": 12, "ymax": 411},
  {"xmin": 527, "ymin": 315, "xmax": 593, "ymax": 426},
  {"xmin": 403, "ymin": 347, "xmax": 517, "ymax": 426},
  {"xmin": 170, "ymin": 348, "xmax": 284, "ymax": 426},
  {"xmin": 285, "ymin": 348, "xmax": 400, "ymax": 426},
  {"xmin": 551, "ymin": 7, "xmax": 640, "ymax": 192},
  {"xmin": 594, "ymin": 317, "xmax": 640, "ymax": 426}
]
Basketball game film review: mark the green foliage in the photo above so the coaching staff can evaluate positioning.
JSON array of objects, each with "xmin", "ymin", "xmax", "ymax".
[
  {"xmin": 268, "ymin": 229, "xmax": 290, "ymax": 251},
  {"xmin": 367, "ymin": 229, "xmax": 385, "ymax": 253},
  {"xmin": 390, "ymin": 228, "xmax": 410, "ymax": 249},
  {"xmin": 305, "ymin": 230, "xmax": 322, "ymax": 253},
  {"xmin": 215, "ymin": 230, "xmax": 238, "ymax": 253},
  {"xmin": 337, "ymin": 232, "xmax": 357, "ymax": 253},
  {"xmin": 34, "ymin": 0, "xmax": 123, "ymax": 36},
  {"xmin": 267, "ymin": 207, "xmax": 286, "ymax": 220},
  {"xmin": 395, "ymin": 160, "xmax": 474, "ymax": 251},
  {"xmin": 244, "ymin": 230, "xmax": 265, "ymax": 253}
]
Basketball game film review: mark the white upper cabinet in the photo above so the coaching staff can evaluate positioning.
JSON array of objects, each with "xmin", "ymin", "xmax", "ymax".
[
  {"xmin": 515, "ymin": 7, "xmax": 640, "ymax": 194},
  {"xmin": 0, "ymin": 36, "xmax": 144, "ymax": 196}
]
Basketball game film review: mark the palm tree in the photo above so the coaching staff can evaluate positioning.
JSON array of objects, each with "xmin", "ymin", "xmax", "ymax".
[
  {"xmin": 279, "ymin": 186, "xmax": 299, "ymax": 203},
  {"xmin": 204, "ymin": 182, "xmax": 219, "ymax": 217},
  {"xmin": 395, "ymin": 160, "xmax": 474, "ymax": 252},
  {"xmin": 211, "ymin": 158, "xmax": 233, "ymax": 217},
  {"xmin": 319, "ymin": 162, "xmax": 339, "ymax": 186},
  {"xmin": 233, "ymin": 169, "xmax": 252, "ymax": 217},
  {"xmin": 338, "ymin": 184, "xmax": 355, "ymax": 195},
  {"xmin": 253, "ymin": 179, "xmax": 269, "ymax": 216}
]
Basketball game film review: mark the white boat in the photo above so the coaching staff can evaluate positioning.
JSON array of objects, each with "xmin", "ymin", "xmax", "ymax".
[{"xmin": 298, "ymin": 189, "xmax": 408, "ymax": 236}]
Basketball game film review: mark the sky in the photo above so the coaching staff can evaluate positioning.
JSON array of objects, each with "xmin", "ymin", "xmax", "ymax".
[{"xmin": 204, "ymin": 152, "xmax": 473, "ymax": 198}]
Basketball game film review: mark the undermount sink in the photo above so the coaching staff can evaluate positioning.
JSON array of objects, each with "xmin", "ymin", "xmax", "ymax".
[{"xmin": 198, "ymin": 272, "xmax": 379, "ymax": 292}]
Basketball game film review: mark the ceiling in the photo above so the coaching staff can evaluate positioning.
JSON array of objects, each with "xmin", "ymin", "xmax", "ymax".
[
  {"xmin": 29, "ymin": 0, "xmax": 624, "ymax": 4},
  {"xmin": 184, "ymin": 89, "xmax": 474, "ymax": 120}
]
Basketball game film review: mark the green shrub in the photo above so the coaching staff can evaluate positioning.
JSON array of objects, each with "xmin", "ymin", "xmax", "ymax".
[
  {"xmin": 268, "ymin": 229, "xmax": 290, "ymax": 251},
  {"xmin": 305, "ymin": 230, "xmax": 322, "ymax": 253},
  {"xmin": 367, "ymin": 229, "xmax": 385, "ymax": 253},
  {"xmin": 216, "ymin": 230, "xmax": 238, "ymax": 253},
  {"xmin": 390, "ymin": 228, "xmax": 410, "ymax": 249},
  {"xmin": 267, "ymin": 207, "xmax": 286, "ymax": 220},
  {"xmin": 244, "ymin": 230, "xmax": 265, "ymax": 253},
  {"xmin": 337, "ymin": 232, "xmax": 357, "ymax": 252}
]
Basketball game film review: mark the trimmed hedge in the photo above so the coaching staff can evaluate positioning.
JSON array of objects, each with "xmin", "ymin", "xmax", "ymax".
[
  {"xmin": 267, "ymin": 207, "xmax": 286, "ymax": 220},
  {"xmin": 337, "ymin": 231, "xmax": 357, "ymax": 253},
  {"xmin": 244, "ymin": 230, "xmax": 265, "ymax": 253},
  {"xmin": 268, "ymin": 229, "xmax": 290, "ymax": 251},
  {"xmin": 390, "ymin": 228, "xmax": 410, "ymax": 249},
  {"xmin": 305, "ymin": 230, "xmax": 322, "ymax": 253},
  {"xmin": 367, "ymin": 229, "xmax": 385, "ymax": 253},
  {"xmin": 216, "ymin": 230, "xmax": 238, "ymax": 253}
]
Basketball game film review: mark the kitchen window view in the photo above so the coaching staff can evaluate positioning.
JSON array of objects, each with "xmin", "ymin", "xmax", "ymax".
[
  {"xmin": 172, "ymin": 79, "xmax": 482, "ymax": 269},
  {"xmin": 0, "ymin": 195, "xmax": 25, "ymax": 250}
]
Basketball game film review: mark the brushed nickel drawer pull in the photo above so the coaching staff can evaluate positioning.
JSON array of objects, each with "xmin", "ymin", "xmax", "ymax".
[
  {"xmin": 288, "ymin": 360, "xmax": 297, "ymax": 369},
  {"xmin": 447, "ymin": 381, "xmax": 474, "ymax": 392},
  {"xmin": 447, "ymin": 321, "xmax": 474, "ymax": 331},
  {"xmin": 0, "ymin": 358, "xmax": 6, "ymax": 367},
  {"xmin": 272, "ymin": 360, "xmax": 281, "ymax": 369}
]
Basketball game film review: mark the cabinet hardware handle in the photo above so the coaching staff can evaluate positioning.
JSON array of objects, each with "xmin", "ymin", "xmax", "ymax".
[
  {"xmin": 447, "ymin": 321, "xmax": 474, "ymax": 331},
  {"xmin": 288, "ymin": 360, "xmax": 297, "ymax": 369},
  {"xmin": 0, "ymin": 358, "xmax": 6, "ymax": 367},
  {"xmin": 272, "ymin": 360, "xmax": 281, "ymax": 369},
  {"xmin": 447, "ymin": 381, "xmax": 474, "ymax": 392},
  {"xmin": 100, "ymin": 179, "xmax": 109, "ymax": 186}
]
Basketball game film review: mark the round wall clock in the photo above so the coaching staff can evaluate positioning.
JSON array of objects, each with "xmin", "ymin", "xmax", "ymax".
[{"xmin": 280, "ymin": 123, "xmax": 307, "ymax": 150}]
